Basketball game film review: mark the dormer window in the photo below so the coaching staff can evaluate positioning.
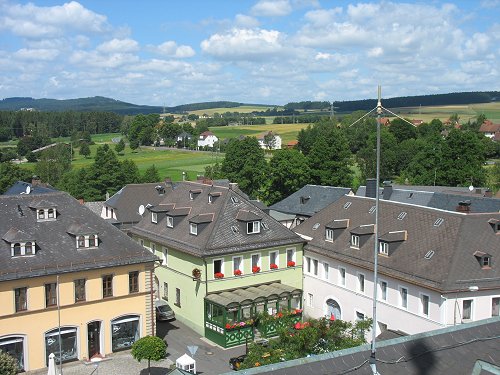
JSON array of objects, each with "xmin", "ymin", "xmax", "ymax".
[
  {"xmin": 36, "ymin": 207, "xmax": 57, "ymax": 221},
  {"xmin": 10, "ymin": 241, "xmax": 37, "ymax": 257},
  {"xmin": 208, "ymin": 195, "xmax": 213, "ymax": 203},
  {"xmin": 151, "ymin": 212, "xmax": 158, "ymax": 224},
  {"xmin": 379, "ymin": 242, "xmax": 389, "ymax": 255},
  {"xmin": 189, "ymin": 189, "xmax": 202, "ymax": 200},
  {"xmin": 247, "ymin": 221, "xmax": 260, "ymax": 234},
  {"xmin": 474, "ymin": 251, "xmax": 492, "ymax": 269},
  {"xmin": 76, "ymin": 234, "xmax": 99, "ymax": 249},
  {"xmin": 190, "ymin": 223, "xmax": 198, "ymax": 235},
  {"xmin": 166, "ymin": 216, "xmax": 173, "ymax": 228},
  {"xmin": 325, "ymin": 228, "xmax": 334, "ymax": 242},
  {"xmin": 351, "ymin": 234, "xmax": 360, "ymax": 248}
]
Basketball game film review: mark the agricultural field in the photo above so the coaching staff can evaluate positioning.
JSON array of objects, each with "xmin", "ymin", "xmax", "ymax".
[
  {"xmin": 210, "ymin": 123, "xmax": 309, "ymax": 145},
  {"xmin": 188, "ymin": 105, "xmax": 279, "ymax": 117},
  {"xmin": 389, "ymin": 102, "xmax": 500, "ymax": 123}
]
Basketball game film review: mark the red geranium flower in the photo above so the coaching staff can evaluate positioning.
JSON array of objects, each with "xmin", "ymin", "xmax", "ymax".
[
  {"xmin": 270, "ymin": 263, "xmax": 278, "ymax": 269},
  {"xmin": 287, "ymin": 260, "xmax": 296, "ymax": 267},
  {"xmin": 252, "ymin": 266, "xmax": 261, "ymax": 273},
  {"xmin": 234, "ymin": 269, "xmax": 242, "ymax": 276},
  {"xmin": 214, "ymin": 272, "xmax": 224, "ymax": 279}
]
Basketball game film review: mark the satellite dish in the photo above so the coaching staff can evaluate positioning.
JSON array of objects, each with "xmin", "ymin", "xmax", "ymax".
[
  {"xmin": 468, "ymin": 185, "xmax": 474, "ymax": 192},
  {"xmin": 26, "ymin": 185, "xmax": 31, "ymax": 194},
  {"xmin": 138, "ymin": 204, "xmax": 145, "ymax": 216}
]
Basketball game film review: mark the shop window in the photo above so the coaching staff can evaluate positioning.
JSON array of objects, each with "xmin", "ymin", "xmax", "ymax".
[
  {"xmin": 45, "ymin": 327, "xmax": 78, "ymax": 365},
  {"xmin": 111, "ymin": 316, "xmax": 140, "ymax": 352},
  {"xmin": 0, "ymin": 336, "xmax": 25, "ymax": 371}
]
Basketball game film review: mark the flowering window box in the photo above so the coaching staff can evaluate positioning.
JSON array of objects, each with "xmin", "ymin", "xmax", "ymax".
[
  {"xmin": 214, "ymin": 272, "xmax": 224, "ymax": 279},
  {"xmin": 252, "ymin": 266, "xmax": 261, "ymax": 273},
  {"xmin": 287, "ymin": 261, "xmax": 296, "ymax": 267},
  {"xmin": 234, "ymin": 269, "xmax": 242, "ymax": 276},
  {"xmin": 270, "ymin": 263, "xmax": 278, "ymax": 270}
]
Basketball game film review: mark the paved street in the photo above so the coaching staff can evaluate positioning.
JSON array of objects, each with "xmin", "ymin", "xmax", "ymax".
[{"xmin": 28, "ymin": 320, "xmax": 244, "ymax": 375}]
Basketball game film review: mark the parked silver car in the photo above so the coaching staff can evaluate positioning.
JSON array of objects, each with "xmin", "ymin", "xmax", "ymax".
[{"xmin": 155, "ymin": 300, "xmax": 175, "ymax": 321}]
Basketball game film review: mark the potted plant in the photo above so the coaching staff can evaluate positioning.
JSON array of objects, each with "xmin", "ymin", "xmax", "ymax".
[
  {"xmin": 214, "ymin": 272, "xmax": 224, "ymax": 279},
  {"xmin": 270, "ymin": 263, "xmax": 278, "ymax": 269},
  {"xmin": 252, "ymin": 266, "xmax": 261, "ymax": 273},
  {"xmin": 234, "ymin": 269, "xmax": 242, "ymax": 276},
  {"xmin": 192, "ymin": 268, "xmax": 202, "ymax": 279},
  {"xmin": 287, "ymin": 260, "xmax": 295, "ymax": 267}
]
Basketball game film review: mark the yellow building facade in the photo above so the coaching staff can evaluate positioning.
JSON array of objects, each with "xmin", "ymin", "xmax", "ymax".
[{"xmin": 0, "ymin": 264, "xmax": 155, "ymax": 371}]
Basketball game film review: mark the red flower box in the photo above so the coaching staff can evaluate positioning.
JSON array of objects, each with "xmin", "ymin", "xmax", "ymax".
[
  {"xmin": 287, "ymin": 260, "xmax": 296, "ymax": 267},
  {"xmin": 234, "ymin": 269, "xmax": 242, "ymax": 276},
  {"xmin": 252, "ymin": 266, "xmax": 261, "ymax": 273},
  {"xmin": 270, "ymin": 263, "xmax": 278, "ymax": 269},
  {"xmin": 214, "ymin": 272, "xmax": 224, "ymax": 279}
]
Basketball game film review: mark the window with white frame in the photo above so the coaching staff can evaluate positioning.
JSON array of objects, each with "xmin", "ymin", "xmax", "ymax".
[
  {"xmin": 379, "ymin": 242, "xmax": 389, "ymax": 255},
  {"xmin": 151, "ymin": 212, "xmax": 157, "ymax": 223},
  {"xmin": 323, "ymin": 262, "xmax": 329, "ymax": 280},
  {"xmin": 356, "ymin": 311, "xmax": 365, "ymax": 321},
  {"xmin": 313, "ymin": 259, "xmax": 318, "ymax": 276},
  {"xmin": 286, "ymin": 248, "xmax": 296, "ymax": 265},
  {"xmin": 213, "ymin": 259, "xmax": 223, "ymax": 277},
  {"xmin": 269, "ymin": 251, "xmax": 278, "ymax": 269},
  {"xmin": 76, "ymin": 234, "xmax": 99, "ymax": 249},
  {"xmin": 247, "ymin": 221, "xmax": 261, "ymax": 234},
  {"xmin": 233, "ymin": 256, "xmax": 243, "ymax": 273},
  {"xmin": 358, "ymin": 273, "xmax": 365, "ymax": 293},
  {"xmin": 162, "ymin": 248, "xmax": 168, "ymax": 266},
  {"xmin": 251, "ymin": 253, "xmax": 261, "ymax": 269},
  {"xmin": 462, "ymin": 299, "xmax": 472, "ymax": 320},
  {"xmin": 308, "ymin": 293, "xmax": 314, "ymax": 307},
  {"xmin": 492, "ymin": 297, "xmax": 500, "ymax": 317},
  {"xmin": 166, "ymin": 216, "xmax": 173, "ymax": 228},
  {"xmin": 351, "ymin": 234, "xmax": 360, "ymax": 248},
  {"xmin": 36, "ymin": 208, "xmax": 57, "ymax": 221},
  {"xmin": 10, "ymin": 241, "xmax": 37, "ymax": 257},
  {"xmin": 325, "ymin": 228, "xmax": 334, "ymax": 242},
  {"xmin": 339, "ymin": 267, "xmax": 346, "ymax": 286},
  {"xmin": 380, "ymin": 280, "xmax": 388, "ymax": 301},
  {"xmin": 421, "ymin": 294, "xmax": 430, "ymax": 317},
  {"xmin": 400, "ymin": 287, "xmax": 408, "ymax": 308},
  {"xmin": 190, "ymin": 223, "xmax": 198, "ymax": 235},
  {"xmin": 305, "ymin": 257, "xmax": 311, "ymax": 273}
]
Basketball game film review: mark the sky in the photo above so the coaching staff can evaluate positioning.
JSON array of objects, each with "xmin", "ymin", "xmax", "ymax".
[{"xmin": 0, "ymin": 0, "xmax": 499, "ymax": 106}]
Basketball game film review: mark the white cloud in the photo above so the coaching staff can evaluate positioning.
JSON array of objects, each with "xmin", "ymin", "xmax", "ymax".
[
  {"xmin": 201, "ymin": 28, "xmax": 285, "ymax": 60},
  {"xmin": 69, "ymin": 50, "xmax": 139, "ymax": 69},
  {"xmin": 96, "ymin": 38, "xmax": 139, "ymax": 53},
  {"xmin": 251, "ymin": 0, "xmax": 292, "ymax": 17},
  {"xmin": 480, "ymin": 0, "xmax": 500, "ymax": 8},
  {"xmin": 235, "ymin": 14, "xmax": 260, "ymax": 28},
  {"xmin": 0, "ymin": 1, "xmax": 109, "ymax": 38},
  {"xmin": 367, "ymin": 47, "xmax": 383, "ymax": 58},
  {"xmin": 154, "ymin": 41, "xmax": 195, "ymax": 58},
  {"xmin": 14, "ymin": 48, "xmax": 60, "ymax": 61}
]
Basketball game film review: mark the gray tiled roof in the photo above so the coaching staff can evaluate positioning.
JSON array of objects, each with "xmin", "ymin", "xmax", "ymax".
[
  {"xmin": 269, "ymin": 185, "xmax": 353, "ymax": 217},
  {"xmin": 84, "ymin": 201, "xmax": 104, "ymax": 216},
  {"xmin": 294, "ymin": 195, "xmax": 500, "ymax": 291},
  {"xmin": 224, "ymin": 317, "xmax": 500, "ymax": 375},
  {"xmin": 3, "ymin": 181, "xmax": 58, "ymax": 195},
  {"xmin": 0, "ymin": 191, "xmax": 157, "ymax": 282},
  {"xmin": 129, "ymin": 181, "xmax": 303, "ymax": 257},
  {"xmin": 105, "ymin": 182, "xmax": 174, "ymax": 224},
  {"xmin": 357, "ymin": 185, "xmax": 500, "ymax": 213}
]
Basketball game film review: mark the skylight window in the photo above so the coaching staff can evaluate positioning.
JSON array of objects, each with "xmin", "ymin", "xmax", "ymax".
[
  {"xmin": 231, "ymin": 196, "xmax": 240, "ymax": 204},
  {"xmin": 312, "ymin": 223, "xmax": 320, "ymax": 230},
  {"xmin": 433, "ymin": 218, "xmax": 444, "ymax": 227},
  {"xmin": 369, "ymin": 206, "xmax": 376, "ymax": 214},
  {"xmin": 343, "ymin": 202, "xmax": 352, "ymax": 209},
  {"xmin": 397, "ymin": 212, "xmax": 407, "ymax": 220},
  {"xmin": 424, "ymin": 250, "xmax": 435, "ymax": 260}
]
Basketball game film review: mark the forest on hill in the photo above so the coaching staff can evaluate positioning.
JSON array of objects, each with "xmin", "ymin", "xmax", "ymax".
[{"xmin": 0, "ymin": 91, "xmax": 498, "ymax": 115}]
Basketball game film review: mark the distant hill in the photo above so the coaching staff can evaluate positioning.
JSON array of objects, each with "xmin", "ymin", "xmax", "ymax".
[
  {"xmin": 0, "ymin": 96, "xmax": 163, "ymax": 115},
  {"xmin": 0, "ymin": 91, "xmax": 498, "ymax": 115}
]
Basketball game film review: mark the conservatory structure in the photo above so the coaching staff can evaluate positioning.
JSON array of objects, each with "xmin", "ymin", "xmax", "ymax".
[{"xmin": 204, "ymin": 282, "xmax": 303, "ymax": 348}]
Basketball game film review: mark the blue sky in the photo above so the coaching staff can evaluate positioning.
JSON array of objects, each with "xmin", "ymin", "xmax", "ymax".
[{"xmin": 0, "ymin": 0, "xmax": 499, "ymax": 106}]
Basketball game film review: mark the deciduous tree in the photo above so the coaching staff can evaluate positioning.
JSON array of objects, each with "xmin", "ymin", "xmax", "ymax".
[{"xmin": 131, "ymin": 336, "xmax": 167, "ymax": 375}]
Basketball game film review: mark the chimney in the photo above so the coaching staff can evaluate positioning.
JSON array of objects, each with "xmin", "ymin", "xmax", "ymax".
[
  {"xmin": 366, "ymin": 178, "xmax": 377, "ymax": 198},
  {"xmin": 164, "ymin": 177, "xmax": 172, "ymax": 187},
  {"xmin": 78, "ymin": 198, "xmax": 85, "ymax": 205},
  {"xmin": 32, "ymin": 175, "xmax": 41, "ymax": 186},
  {"xmin": 475, "ymin": 188, "xmax": 482, "ymax": 195},
  {"xmin": 229, "ymin": 182, "xmax": 238, "ymax": 191},
  {"xmin": 382, "ymin": 181, "xmax": 393, "ymax": 200},
  {"xmin": 485, "ymin": 189, "xmax": 493, "ymax": 198},
  {"xmin": 456, "ymin": 200, "xmax": 471, "ymax": 213}
]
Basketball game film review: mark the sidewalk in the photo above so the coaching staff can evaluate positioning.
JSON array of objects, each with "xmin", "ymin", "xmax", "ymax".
[{"xmin": 28, "ymin": 320, "xmax": 244, "ymax": 375}]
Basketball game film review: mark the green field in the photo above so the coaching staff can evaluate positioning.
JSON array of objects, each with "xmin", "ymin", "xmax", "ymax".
[
  {"xmin": 210, "ymin": 123, "xmax": 309, "ymax": 145},
  {"xmin": 189, "ymin": 105, "xmax": 280, "ymax": 116},
  {"xmin": 389, "ymin": 102, "xmax": 500, "ymax": 123}
]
